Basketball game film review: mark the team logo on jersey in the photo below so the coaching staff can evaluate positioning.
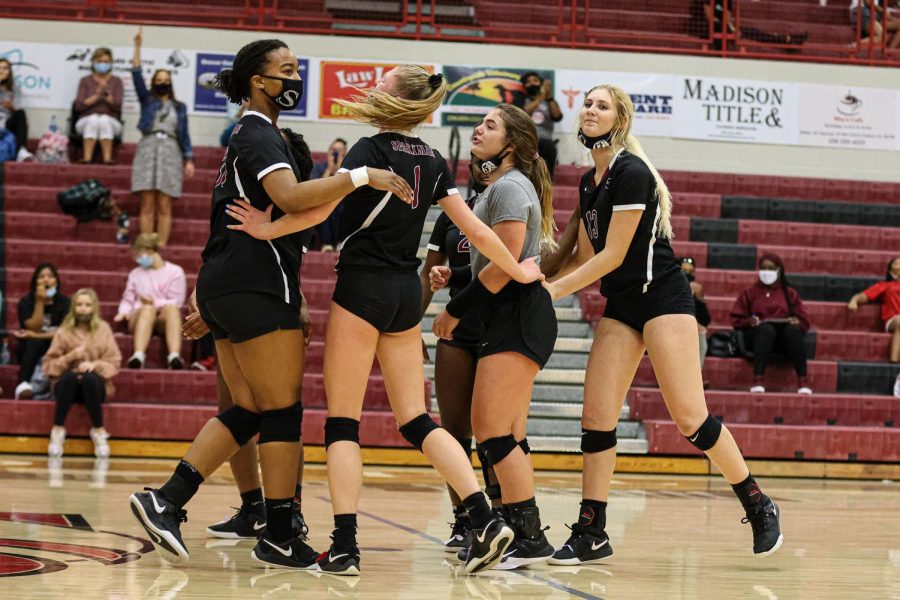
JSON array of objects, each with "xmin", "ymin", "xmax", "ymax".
[{"xmin": 457, "ymin": 237, "xmax": 470, "ymax": 254}]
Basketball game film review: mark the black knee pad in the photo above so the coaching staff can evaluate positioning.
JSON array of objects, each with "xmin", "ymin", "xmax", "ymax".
[
  {"xmin": 216, "ymin": 405, "xmax": 261, "ymax": 446},
  {"xmin": 398, "ymin": 413, "xmax": 440, "ymax": 451},
  {"xmin": 581, "ymin": 428, "xmax": 617, "ymax": 453},
  {"xmin": 480, "ymin": 434, "xmax": 518, "ymax": 466},
  {"xmin": 685, "ymin": 414, "xmax": 722, "ymax": 451},
  {"xmin": 324, "ymin": 417, "xmax": 360, "ymax": 448},
  {"xmin": 257, "ymin": 402, "xmax": 302, "ymax": 444},
  {"xmin": 518, "ymin": 438, "xmax": 531, "ymax": 455}
]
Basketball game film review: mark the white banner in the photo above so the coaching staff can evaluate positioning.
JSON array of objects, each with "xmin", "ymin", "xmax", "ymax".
[
  {"xmin": 895, "ymin": 90, "xmax": 900, "ymax": 151},
  {"xmin": 798, "ymin": 84, "xmax": 896, "ymax": 151},
  {"xmin": 0, "ymin": 41, "xmax": 195, "ymax": 117},
  {"xmin": 672, "ymin": 76, "xmax": 799, "ymax": 145},
  {"xmin": 555, "ymin": 71, "xmax": 676, "ymax": 137}
]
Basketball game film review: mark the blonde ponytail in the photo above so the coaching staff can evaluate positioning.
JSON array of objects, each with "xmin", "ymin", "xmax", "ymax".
[
  {"xmin": 530, "ymin": 155, "xmax": 558, "ymax": 252},
  {"xmin": 335, "ymin": 65, "xmax": 446, "ymax": 131},
  {"xmin": 624, "ymin": 134, "xmax": 673, "ymax": 239}
]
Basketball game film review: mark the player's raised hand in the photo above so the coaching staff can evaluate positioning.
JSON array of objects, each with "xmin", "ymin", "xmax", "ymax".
[{"xmin": 366, "ymin": 168, "xmax": 414, "ymax": 204}]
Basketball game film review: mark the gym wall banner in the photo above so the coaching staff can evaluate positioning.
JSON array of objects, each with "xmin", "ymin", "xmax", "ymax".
[
  {"xmin": 672, "ymin": 76, "xmax": 799, "ymax": 145},
  {"xmin": 441, "ymin": 65, "xmax": 555, "ymax": 127},
  {"xmin": 554, "ymin": 71, "xmax": 675, "ymax": 137},
  {"xmin": 797, "ymin": 84, "xmax": 896, "ymax": 151}
]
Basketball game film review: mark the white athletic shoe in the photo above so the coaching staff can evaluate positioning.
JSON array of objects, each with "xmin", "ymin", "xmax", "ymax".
[
  {"xmin": 16, "ymin": 147, "xmax": 34, "ymax": 162},
  {"xmin": 48, "ymin": 426, "xmax": 66, "ymax": 457},
  {"xmin": 15, "ymin": 381, "xmax": 33, "ymax": 399},
  {"xmin": 90, "ymin": 428, "xmax": 111, "ymax": 459},
  {"xmin": 797, "ymin": 386, "xmax": 812, "ymax": 395},
  {"xmin": 749, "ymin": 385, "xmax": 766, "ymax": 394}
]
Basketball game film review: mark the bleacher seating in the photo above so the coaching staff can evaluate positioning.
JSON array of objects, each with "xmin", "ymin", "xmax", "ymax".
[{"xmin": 1, "ymin": 143, "xmax": 897, "ymax": 464}]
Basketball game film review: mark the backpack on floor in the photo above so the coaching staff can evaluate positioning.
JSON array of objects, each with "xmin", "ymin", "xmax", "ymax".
[
  {"xmin": 57, "ymin": 179, "xmax": 112, "ymax": 223},
  {"xmin": 707, "ymin": 330, "xmax": 739, "ymax": 358},
  {"xmin": 35, "ymin": 130, "xmax": 69, "ymax": 163},
  {"xmin": 0, "ymin": 128, "xmax": 17, "ymax": 162}
]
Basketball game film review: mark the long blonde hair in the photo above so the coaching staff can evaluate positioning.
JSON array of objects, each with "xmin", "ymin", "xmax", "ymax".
[
  {"xmin": 580, "ymin": 84, "xmax": 673, "ymax": 239},
  {"xmin": 493, "ymin": 104, "xmax": 557, "ymax": 252},
  {"xmin": 61, "ymin": 288, "xmax": 103, "ymax": 336},
  {"xmin": 335, "ymin": 65, "xmax": 446, "ymax": 131}
]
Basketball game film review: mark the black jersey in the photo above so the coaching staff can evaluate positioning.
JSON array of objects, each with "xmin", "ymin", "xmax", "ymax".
[
  {"xmin": 427, "ymin": 210, "xmax": 471, "ymax": 296},
  {"xmin": 197, "ymin": 111, "xmax": 305, "ymax": 309},
  {"xmin": 335, "ymin": 132, "xmax": 457, "ymax": 272},
  {"xmin": 579, "ymin": 150, "xmax": 681, "ymax": 298}
]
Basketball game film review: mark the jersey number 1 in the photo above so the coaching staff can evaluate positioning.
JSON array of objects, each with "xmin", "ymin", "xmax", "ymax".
[{"xmin": 411, "ymin": 165, "xmax": 420, "ymax": 209}]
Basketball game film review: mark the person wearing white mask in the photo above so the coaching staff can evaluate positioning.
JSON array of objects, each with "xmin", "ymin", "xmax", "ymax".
[
  {"xmin": 114, "ymin": 233, "xmax": 186, "ymax": 369},
  {"xmin": 730, "ymin": 253, "xmax": 812, "ymax": 394},
  {"xmin": 14, "ymin": 263, "xmax": 71, "ymax": 399}
]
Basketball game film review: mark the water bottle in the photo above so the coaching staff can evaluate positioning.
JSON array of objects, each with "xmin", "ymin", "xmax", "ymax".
[
  {"xmin": 49, "ymin": 115, "xmax": 58, "ymax": 133},
  {"xmin": 0, "ymin": 338, "xmax": 10, "ymax": 365}
]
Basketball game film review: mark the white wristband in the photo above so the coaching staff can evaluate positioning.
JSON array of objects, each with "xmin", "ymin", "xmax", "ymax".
[{"xmin": 349, "ymin": 166, "xmax": 369, "ymax": 188}]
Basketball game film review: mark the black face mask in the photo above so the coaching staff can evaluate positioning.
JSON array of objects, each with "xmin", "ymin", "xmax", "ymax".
[
  {"xmin": 578, "ymin": 128, "xmax": 614, "ymax": 150},
  {"xmin": 470, "ymin": 179, "xmax": 487, "ymax": 195},
  {"xmin": 526, "ymin": 84, "xmax": 542, "ymax": 96},
  {"xmin": 152, "ymin": 83, "xmax": 172, "ymax": 96},
  {"xmin": 74, "ymin": 314, "xmax": 92, "ymax": 325},
  {"xmin": 261, "ymin": 75, "xmax": 304, "ymax": 111},
  {"xmin": 471, "ymin": 148, "xmax": 511, "ymax": 175}
]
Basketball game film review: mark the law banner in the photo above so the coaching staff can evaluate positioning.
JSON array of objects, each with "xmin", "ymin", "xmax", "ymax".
[
  {"xmin": 193, "ymin": 53, "xmax": 309, "ymax": 118},
  {"xmin": 0, "ymin": 41, "xmax": 195, "ymax": 116},
  {"xmin": 440, "ymin": 65, "xmax": 554, "ymax": 127},
  {"xmin": 797, "ymin": 84, "xmax": 896, "ymax": 151},
  {"xmin": 672, "ymin": 76, "xmax": 799, "ymax": 145},
  {"xmin": 554, "ymin": 71, "xmax": 676, "ymax": 137}
]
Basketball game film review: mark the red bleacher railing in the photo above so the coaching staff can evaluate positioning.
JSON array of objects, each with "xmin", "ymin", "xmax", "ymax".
[{"xmin": 0, "ymin": 0, "xmax": 896, "ymax": 67}]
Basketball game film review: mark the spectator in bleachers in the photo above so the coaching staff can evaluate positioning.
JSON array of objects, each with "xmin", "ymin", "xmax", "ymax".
[
  {"xmin": 513, "ymin": 72, "xmax": 562, "ymax": 178},
  {"xmin": 730, "ymin": 253, "xmax": 812, "ymax": 394},
  {"xmin": 42, "ymin": 288, "xmax": 121, "ymax": 459},
  {"xmin": 114, "ymin": 233, "xmax": 187, "ymax": 370},
  {"xmin": 74, "ymin": 47, "xmax": 123, "ymax": 165},
  {"xmin": 0, "ymin": 58, "xmax": 32, "ymax": 161},
  {"xmin": 689, "ymin": 0, "xmax": 808, "ymax": 49},
  {"xmin": 131, "ymin": 28, "xmax": 194, "ymax": 248},
  {"xmin": 310, "ymin": 137, "xmax": 348, "ymax": 251},
  {"xmin": 850, "ymin": 0, "xmax": 900, "ymax": 48},
  {"xmin": 14, "ymin": 263, "xmax": 70, "ymax": 399},
  {"xmin": 681, "ymin": 257, "xmax": 711, "ymax": 372},
  {"xmin": 847, "ymin": 256, "xmax": 900, "ymax": 363}
]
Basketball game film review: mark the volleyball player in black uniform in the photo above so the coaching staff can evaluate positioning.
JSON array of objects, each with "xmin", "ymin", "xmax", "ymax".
[
  {"xmin": 226, "ymin": 66, "xmax": 542, "ymax": 575},
  {"xmin": 128, "ymin": 39, "xmax": 412, "ymax": 569},
  {"xmin": 431, "ymin": 104, "xmax": 559, "ymax": 570},
  {"xmin": 419, "ymin": 163, "xmax": 490, "ymax": 552},
  {"xmin": 543, "ymin": 84, "xmax": 783, "ymax": 565}
]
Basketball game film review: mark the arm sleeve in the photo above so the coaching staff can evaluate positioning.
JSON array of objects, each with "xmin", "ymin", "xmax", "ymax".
[
  {"xmin": 427, "ymin": 212, "xmax": 450, "ymax": 253},
  {"xmin": 74, "ymin": 77, "xmax": 90, "ymax": 113},
  {"xmin": 789, "ymin": 287, "xmax": 811, "ymax": 332},
  {"xmin": 232, "ymin": 121, "xmax": 294, "ymax": 181},
  {"xmin": 118, "ymin": 271, "xmax": 137, "ymax": 316},
  {"xmin": 486, "ymin": 179, "xmax": 531, "ymax": 226},
  {"xmin": 177, "ymin": 104, "xmax": 193, "ymax": 159},
  {"xmin": 17, "ymin": 296, "xmax": 32, "ymax": 329},
  {"xmin": 131, "ymin": 67, "xmax": 148, "ymax": 104},
  {"xmin": 609, "ymin": 160, "xmax": 652, "ymax": 212},
  {"xmin": 91, "ymin": 323, "xmax": 122, "ymax": 380},
  {"xmin": 432, "ymin": 154, "xmax": 459, "ymax": 204},
  {"xmin": 41, "ymin": 330, "xmax": 70, "ymax": 378},
  {"xmin": 156, "ymin": 266, "xmax": 187, "ymax": 308},
  {"xmin": 729, "ymin": 289, "xmax": 754, "ymax": 329},
  {"xmin": 863, "ymin": 281, "xmax": 886, "ymax": 302}
]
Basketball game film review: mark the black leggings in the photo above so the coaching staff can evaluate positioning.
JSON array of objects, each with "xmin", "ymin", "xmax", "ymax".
[
  {"xmin": 16, "ymin": 338, "xmax": 51, "ymax": 383},
  {"xmin": 54, "ymin": 371, "xmax": 106, "ymax": 427},
  {"xmin": 434, "ymin": 342, "xmax": 477, "ymax": 506},
  {"xmin": 5, "ymin": 109, "xmax": 28, "ymax": 149},
  {"xmin": 745, "ymin": 322, "xmax": 807, "ymax": 378}
]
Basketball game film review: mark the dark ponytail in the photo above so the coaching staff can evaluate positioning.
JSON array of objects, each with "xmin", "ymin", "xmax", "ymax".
[
  {"xmin": 214, "ymin": 39, "xmax": 288, "ymax": 104},
  {"xmin": 281, "ymin": 128, "xmax": 313, "ymax": 182}
]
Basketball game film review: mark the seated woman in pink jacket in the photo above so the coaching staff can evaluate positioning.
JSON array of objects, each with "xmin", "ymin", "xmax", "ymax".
[
  {"xmin": 114, "ymin": 233, "xmax": 187, "ymax": 369},
  {"xmin": 42, "ymin": 288, "xmax": 122, "ymax": 458}
]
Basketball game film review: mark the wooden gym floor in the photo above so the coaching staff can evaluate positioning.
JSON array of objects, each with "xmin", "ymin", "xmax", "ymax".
[{"xmin": 1, "ymin": 456, "xmax": 898, "ymax": 598}]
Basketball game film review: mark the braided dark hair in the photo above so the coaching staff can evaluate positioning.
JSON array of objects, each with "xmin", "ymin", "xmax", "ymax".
[
  {"xmin": 215, "ymin": 39, "xmax": 287, "ymax": 104},
  {"xmin": 281, "ymin": 128, "xmax": 313, "ymax": 182}
]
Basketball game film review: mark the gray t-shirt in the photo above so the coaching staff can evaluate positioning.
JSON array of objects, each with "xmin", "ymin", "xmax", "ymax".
[
  {"xmin": 531, "ymin": 100, "xmax": 554, "ymax": 140},
  {"xmin": 470, "ymin": 168, "xmax": 542, "ymax": 276}
]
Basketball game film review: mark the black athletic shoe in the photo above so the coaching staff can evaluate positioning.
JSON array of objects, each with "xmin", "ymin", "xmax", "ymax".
[
  {"xmin": 742, "ymin": 496, "xmax": 784, "ymax": 557},
  {"xmin": 494, "ymin": 530, "xmax": 554, "ymax": 570},
  {"xmin": 316, "ymin": 542, "xmax": 361, "ymax": 576},
  {"xmin": 250, "ymin": 535, "xmax": 319, "ymax": 569},
  {"xmin": 293, "ymin": 510, "xmax": 310, "ymax": 541},
  {"xmin": 206, "ymin": 503, "xmax": 266, "ymax": 539},
  {"xmin": 463, "ymin": 516, "xmax": 515, "ymax": 574},
  {"xmin": 129, "ymin": 488, "xmax": 189, "ymax": 562},
  {"xmin": 444, "ymin": 512, "xmax": 472, "ymax": 553},
  {"xmin": 547, "ymin": 524, "xmax": 613, "ymax": 565}
]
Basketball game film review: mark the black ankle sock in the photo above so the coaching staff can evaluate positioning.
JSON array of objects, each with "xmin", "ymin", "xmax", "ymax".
[
  {"xmin": 578, "ymin": 499, "xmax": 607, "ymax": 531},
  {"xmin": 452, "ymin": 504, "xmax": 468, "ymax": 518},
  {"xmin": 240, "ymin": 487, "xmax": 264, "ymax": 509},
  {"xmin": 506, "ymin": 497, "xmax": 537, "ymax": 511},
  {"xmin": 159, "ymin": 460, "xmax": 204, "ymax": 508},
  {"xmin": 333, "ymin": 513, "xmax": 358, "ymax": 548},
  {"xmin": 265, "ymin": 497, "xmax": 295, "ymax": 542},
  {"xmin": 462, "ymin": 492, "xmax": 493, "ymax": 529},
  {"xmin": 294, "ymin": 484, "xmax": 302, "ymax": 510},
  {"xmin": 732, "ymin": 474, "xmax": 764, "ymax": 511}
]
